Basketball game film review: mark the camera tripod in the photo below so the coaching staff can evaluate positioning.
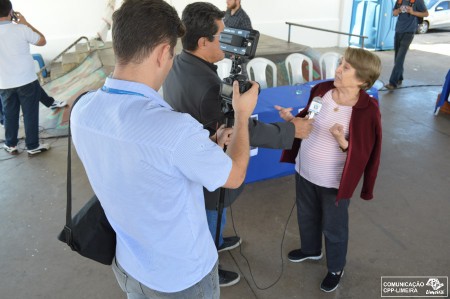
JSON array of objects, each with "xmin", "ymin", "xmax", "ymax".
[{"xmin": 214, "ymin": 112, "xmax": 234, "ymax": 249}]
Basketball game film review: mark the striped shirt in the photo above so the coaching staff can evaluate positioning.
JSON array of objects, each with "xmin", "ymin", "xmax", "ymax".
[{"xmin": 296, "ymin": 90, "xmax": 352, "ymax": 189}]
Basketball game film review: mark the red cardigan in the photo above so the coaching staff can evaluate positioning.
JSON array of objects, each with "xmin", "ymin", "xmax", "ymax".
[{"xmin": 280, "ymin": 81, "xmax": 382, "ymax": 201}]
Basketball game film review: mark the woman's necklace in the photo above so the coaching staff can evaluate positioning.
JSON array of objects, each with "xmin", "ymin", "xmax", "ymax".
[{"xmin": 332, "ymin": 89, "xmax": 358, "ymax": 112}]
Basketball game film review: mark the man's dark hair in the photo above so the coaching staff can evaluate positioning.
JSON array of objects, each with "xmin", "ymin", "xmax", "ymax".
[
  {"xmin": 0, "ymin": 0, "xmax": 13, "ymax": 18},
  {"xmin": 112, "ymin": 0, "xmax": 185, "ymax": 65},
  {"xmin": 181, "ymin": 2, "xmax": 225, "ymax": 51}
]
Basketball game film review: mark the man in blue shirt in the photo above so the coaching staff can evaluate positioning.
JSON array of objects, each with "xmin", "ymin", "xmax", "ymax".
[
  {"xmin": 70, "ymin": 0, "xmax": 259, "ymax": 298},
  {"xmin": 385, "ymin": 0, "xmax": 428, "ymax": 90}
]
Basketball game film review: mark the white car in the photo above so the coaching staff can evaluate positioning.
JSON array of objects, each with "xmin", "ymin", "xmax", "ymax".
[{"xmin": 417, "ymin": 0, "xmax": 450, "ymax": 33}]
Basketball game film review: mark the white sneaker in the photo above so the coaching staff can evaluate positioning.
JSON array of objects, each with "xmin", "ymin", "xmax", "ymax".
[
  {"xmin": 27, "ymin": 143, "xmax": 50, "ymax": 155},
  {"xmin": 50, "ymin": 100, "xmax": 67, "ymax": 109},
  {"xmin": 3, "ymin": 144, "xmax": 18, "ymax": 154}
]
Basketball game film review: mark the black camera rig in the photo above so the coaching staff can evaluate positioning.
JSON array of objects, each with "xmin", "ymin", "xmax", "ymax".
[
  {"xmin": 213, "ymin": 28, "xmax": 260, "ymax": 250},
  {"xmin": 219, "ymin": 27, "xmax": 260, "ymax": 124}
]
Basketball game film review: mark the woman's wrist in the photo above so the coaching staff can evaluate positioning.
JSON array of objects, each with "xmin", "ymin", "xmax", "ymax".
[{"xmin": 339, "ymin": 140, "xmax": 349, "ymax": 152}]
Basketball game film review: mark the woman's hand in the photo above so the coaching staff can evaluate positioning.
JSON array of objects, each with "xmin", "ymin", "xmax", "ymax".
[
  {"xmin": 274, "ymin": 105, "xmax": 294, "ymax": 121},
  {"xmin": 329, "ymin": 123, "xmax": 348, "ymax": 150}
]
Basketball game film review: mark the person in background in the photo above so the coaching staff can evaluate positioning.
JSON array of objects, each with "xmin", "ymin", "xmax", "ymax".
[
  {"xmin": 0, "ymin": 96, "xmax": 4, "ymax": 126},
  {"xmin": 224, "ymin": 0, "xmax": 252, "ymax": 30},
  {"xmin": 71, "ymin": 0, "xmax": 259, "ymax": 298},
  {"xmin": 277, "ymin": 47, "xmax": 382, "ymax": 293},
  {"xmin": 0, "ymin": 0, "xmax": 52, "ymax": 155},
  {"xmin": 40, "ymin": 90, "xmax": 67, "ymax": 109},
  {"xmin": 385, "ymin": 0, "xmax": 428, "ymax": 90},
  {"xmin": 163, "ymin": 1, "xmax": 313, "ymax": 288}
]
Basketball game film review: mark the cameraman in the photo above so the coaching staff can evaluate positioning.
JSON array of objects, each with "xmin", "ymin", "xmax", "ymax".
[
  {"xmin": 163, "ymin": 1, "xmax": 313, "ymax": 287},
  {"xmin": 71, "ymin": 0, "xmax": 259, "ymax": 297}
]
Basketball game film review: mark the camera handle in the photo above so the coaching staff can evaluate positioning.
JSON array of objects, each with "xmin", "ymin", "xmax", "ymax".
[{"xmin": 214, "ymin": 111, "xmax": 234, "ymax": 249}]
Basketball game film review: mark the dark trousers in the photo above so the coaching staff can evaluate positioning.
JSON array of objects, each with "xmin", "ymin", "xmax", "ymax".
[
  {"xmin": 295, "ymin": 173, "xmax": 349, "ymax": 273},
  {"xmin": 39, "ymin": 87, "xmax": 54, "ymax": 107},
  {"xmin": 389, "ymin": 32, "xmax": 415, "ymax": 87},
  {"xmin": 0, "ymin": 80, "xmax": 41, "ymax": 150},
  {"xmin": 0, "ymin": 96, "xmax": 4, "ymax": 125}
]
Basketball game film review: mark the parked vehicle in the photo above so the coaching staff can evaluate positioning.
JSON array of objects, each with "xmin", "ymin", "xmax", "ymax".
[{"xmin": 417, "ymin": 0, "xmax": 450, "ymax": 34}]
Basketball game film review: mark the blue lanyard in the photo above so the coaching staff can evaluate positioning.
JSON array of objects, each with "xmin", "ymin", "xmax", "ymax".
[{"xmin": 101, "ymin": 86, "xmax": 146, "ymax": 97}]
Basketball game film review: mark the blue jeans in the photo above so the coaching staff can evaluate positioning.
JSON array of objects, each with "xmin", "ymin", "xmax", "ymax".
[
  {"xmin": 389, "ymin": 32, "xmax": 415, "ymax": 87},
  {"xmin": 295, "ymin": 173, "xmax": 350, "ymax": 273},
  {"xmin": 0, "ymin": 80, "xmax": 41, "ymax": 150},
  {"xmin": 112, "ymin": 258, "xmax": 219, "ymax": 299},
  {"xmin": 0, "ymin": 95, "xmax": 4, "ymax": 125},
  {"xmin": 206, "ymin": 208, "xmax": 227, "ymax": 248}
]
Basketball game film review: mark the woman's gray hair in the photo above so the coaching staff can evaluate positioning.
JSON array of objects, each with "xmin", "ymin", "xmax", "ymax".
[{"xmin": 344, "ymin": 47, "xmax": 381, "ymax": 90}]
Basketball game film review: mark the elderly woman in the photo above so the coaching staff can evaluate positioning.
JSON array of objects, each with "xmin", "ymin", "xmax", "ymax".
[{"xmin": 276, "ymin": 47, "xmax": 382, "ymax": 293}]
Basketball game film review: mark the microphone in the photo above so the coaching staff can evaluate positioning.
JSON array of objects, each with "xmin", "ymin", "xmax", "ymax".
[{"xmin": 307, "ymin": 96, "xmax": 323, "ymax": 119}]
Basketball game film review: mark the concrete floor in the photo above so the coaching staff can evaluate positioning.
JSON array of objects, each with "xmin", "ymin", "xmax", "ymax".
[{"xmin": 1, "ymin": 29, "xmax": 449, "ymax": 299}]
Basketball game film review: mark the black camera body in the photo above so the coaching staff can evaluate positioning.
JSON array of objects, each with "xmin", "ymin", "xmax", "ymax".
[
  {"xmin": 218, "ymin": 27, "xmax": 260, "ymax": 119},
  {"xmin": 220, "ymin": 74, "xmax": 253, "ymax": 101}
]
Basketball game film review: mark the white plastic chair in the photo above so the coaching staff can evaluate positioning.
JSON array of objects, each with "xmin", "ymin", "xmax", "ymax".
[
  {"xmin": 246, "ymin": 57, "xmax": 277, "ymax": 89},
  {"xmin": 319, "ymin": 52, "xmax": 341, "ymax": 80},
  {"xmin": 215, "ymin": 58, "xmax": 233, "ymax": 80},
  {"xmin": 285, "ymin": 53, "xmax": 313, "ymax": 85}
]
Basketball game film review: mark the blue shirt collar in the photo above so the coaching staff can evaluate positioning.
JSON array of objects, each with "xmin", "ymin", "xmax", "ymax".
[
  {"xmin": 0, "ymin": 21, "xmax": 12, "ymax": 25},
  {"xmin": 103, "ymin": 77, "xmax": 172, "ymax": 110}
]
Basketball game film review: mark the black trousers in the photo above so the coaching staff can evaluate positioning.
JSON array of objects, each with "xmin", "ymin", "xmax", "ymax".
[{"xmin": 295, "ymin": 173, "xmax": 349, "ymax": 273}]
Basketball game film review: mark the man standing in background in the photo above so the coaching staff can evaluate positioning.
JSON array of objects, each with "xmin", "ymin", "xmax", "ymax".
[
  {"xmin": 224, "ymin": 0, "xmax": 252, "ymax": 30},
  {"xmin": 164, "ymin": 1, "xmax": 313, "ymax": 288},
  {"xmin": 385, "ymin": 0, "xmax": 428, "ymax": 90},
  {"xmin": 0, "ymin": 0, "xmax": 51, "ymax": 155}
]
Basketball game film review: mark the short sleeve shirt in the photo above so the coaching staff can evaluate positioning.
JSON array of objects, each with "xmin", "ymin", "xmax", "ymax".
[
  {"xmin": 395, "ymin": 0, "xmax": 428, "ymax": 33},
  {"xmin": 0, "ymin": 22, "xmax": 40, "ymax": 89},
  {"xmin": 71, "ymin": 78, "xmax": 232, "ymax": 292}
]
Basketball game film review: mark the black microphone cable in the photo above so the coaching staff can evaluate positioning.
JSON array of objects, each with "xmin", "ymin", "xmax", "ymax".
[{"xmin": 225, "ymin": 194, "xmax": 297, "ymax": 296}]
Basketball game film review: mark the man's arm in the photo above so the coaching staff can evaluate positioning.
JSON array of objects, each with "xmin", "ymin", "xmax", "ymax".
[
  {"xmin": 407, "ymin": 6, "xmax": 429, "ymax": 18},
  {"xmin": 222, "ymin": 81, "xmax": 258, "ymax": 188},
  {"xmin": 392, "ymin": 6, "xmax": 401, "ymax": 16},
  {"xmin": 249, "ymin": 120, "xmax": 295, "ymax": 149},
  {"xmin": 15, "ymin": 12, "xmax": 46, "ymax": 46}
]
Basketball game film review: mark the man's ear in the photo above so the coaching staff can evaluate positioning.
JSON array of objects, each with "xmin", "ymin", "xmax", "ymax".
[
  {"xmin": 197, "ymin": 37, "xmax": 206, "ymax": 49},
  {"xmin": 156, "ymin": 43, "xmax": 172, "ymax": 67}
]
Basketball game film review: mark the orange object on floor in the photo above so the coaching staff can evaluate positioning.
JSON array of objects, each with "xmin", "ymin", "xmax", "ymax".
[{"xmin": 436, "ymin": 93, "xmax": 450, "ymax": 115}]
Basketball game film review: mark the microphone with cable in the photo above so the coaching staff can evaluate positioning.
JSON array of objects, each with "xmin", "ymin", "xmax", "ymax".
[{"xmin": 307, "ymin": 96, "xmax": 323, "ymax": 119}]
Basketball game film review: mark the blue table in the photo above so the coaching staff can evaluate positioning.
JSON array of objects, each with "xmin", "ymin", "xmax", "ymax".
[{"xmin": 244, "ymin": 80, "xmax": 379, "ymax": 184}]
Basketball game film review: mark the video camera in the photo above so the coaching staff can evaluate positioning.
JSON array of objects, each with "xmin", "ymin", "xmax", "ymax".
[{"xmin": 219, "ymin": 27, "xmax": 260, "ymax": 122}]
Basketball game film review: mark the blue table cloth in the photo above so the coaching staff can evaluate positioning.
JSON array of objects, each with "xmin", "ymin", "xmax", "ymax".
[
  {"xmin": 434, "ymin": 69, "xmax": 450, "ymax": 115},
  {"xmin": 245, "ymin": 80, "xmax": 379, "ymax": 183}
]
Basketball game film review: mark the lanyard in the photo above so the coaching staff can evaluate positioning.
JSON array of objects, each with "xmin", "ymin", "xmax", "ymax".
[{"xmin": 101, "ymin": 86, "xmax": 146, "ymax": 97}]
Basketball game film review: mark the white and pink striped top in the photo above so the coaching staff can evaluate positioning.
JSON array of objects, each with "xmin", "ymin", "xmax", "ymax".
[{"xmin": 295, "ymin": 90, "xmax": 352, "ymax": 189}]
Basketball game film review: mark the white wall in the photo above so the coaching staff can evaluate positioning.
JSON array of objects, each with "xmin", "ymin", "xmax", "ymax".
[
  {"xmin": 13, "ymin": 0, "xmax": 355, "ymax": 62},
  {"xmin": 170, "ymin": 0, "xmax": 355, "ymax": 48},
  {"xmin": 12, "ymin": 0, "xmax": 109, "ymax": 62}
]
